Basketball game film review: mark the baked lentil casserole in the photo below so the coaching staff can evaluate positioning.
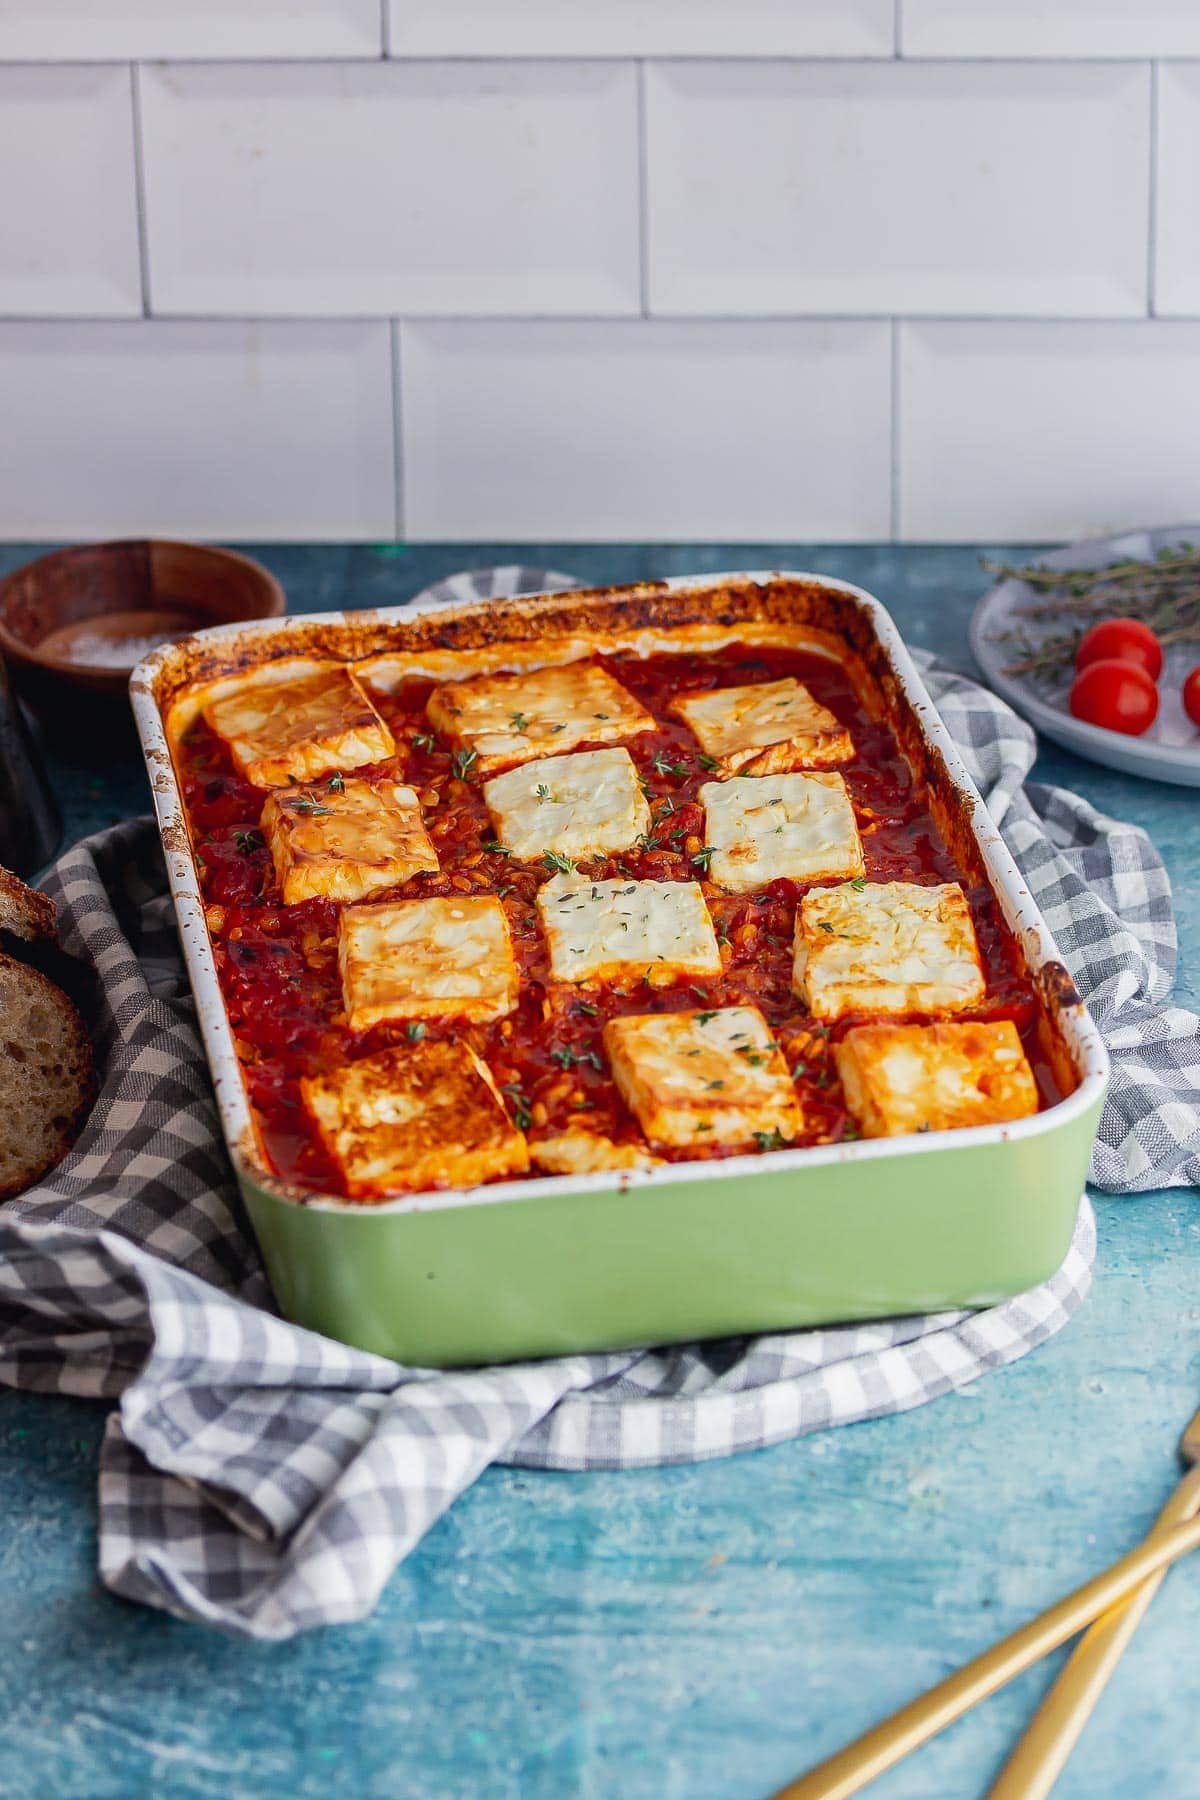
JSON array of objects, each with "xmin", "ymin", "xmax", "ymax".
[{"xmin": 155, "ymin": 575, "xmax": 1076, "ymax": 1206}]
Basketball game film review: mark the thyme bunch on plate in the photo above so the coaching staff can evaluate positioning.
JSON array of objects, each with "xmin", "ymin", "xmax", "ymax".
[{"xmin": 985, "ymin": 544, "xmax": 1200, "ymax": 684}]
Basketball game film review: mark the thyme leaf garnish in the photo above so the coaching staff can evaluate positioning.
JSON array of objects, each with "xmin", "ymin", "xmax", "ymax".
[{"xmin": 983, "ymin": 545, "xmax": 1200, "ymax": 684}]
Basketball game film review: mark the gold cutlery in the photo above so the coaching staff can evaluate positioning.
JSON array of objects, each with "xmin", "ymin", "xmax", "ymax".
[
  {"xmin": 986, "ymin": 1401, "xmax": 1200, "ymax": 1799},
  {"xmin": 770, "ymin": 1507, "xmax": 1200, "ymax": 1800}
]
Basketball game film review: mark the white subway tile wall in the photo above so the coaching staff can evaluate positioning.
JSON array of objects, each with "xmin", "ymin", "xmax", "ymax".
[
  {"xmin": 0, "ymin": 65, "xmax": 141, "ymax": 316},
  {"xmin": 0, "ymin": 10, "xmax": 1197, "ymax": 541},
  {"xmin": 0, "ymin": 323, "xmax": 395, "ymax": 539},
  {"xmin": 902, "ymin": 3, "xmax": 1200, "ymax": 59},
  {"xmin": 401, "ymin": 321, "xmax": 892, "ymax": 540},
  {"xmin": 899, "ymin": 322, "xmax": 1200, "ymax": 540},
  {"xmin": 646, "ymin": 61, "xmax": 1148, "ymax": 317},
  {"xmin": 385, "ymin": 1, "xmax": 895, "ymax": 59},
  {"xmin": 1155, "ymin": 64, "xmax": 1200, "ymax": 316},
  {"xmin": 139, "ymin": 62, "xmax": 640, "ymax": 317},
  {"xmin": 0, "ymin": 3, "xmax": 382, "ymax": 61}
]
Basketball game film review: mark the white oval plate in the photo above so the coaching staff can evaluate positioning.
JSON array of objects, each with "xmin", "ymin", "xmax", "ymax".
[{"xmin": 970, "ymin": 524, "xmax": 1200, "ymax": 787}]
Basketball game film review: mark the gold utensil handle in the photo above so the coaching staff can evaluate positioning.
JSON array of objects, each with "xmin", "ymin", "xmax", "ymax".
[
  {"xmin": 986, "ymin": 1461, "xmax": 1200, "ymax": 1800},
  {"xmin": 770, "ymin": 1511, "xmax": 1200, "ymax": 1800}
]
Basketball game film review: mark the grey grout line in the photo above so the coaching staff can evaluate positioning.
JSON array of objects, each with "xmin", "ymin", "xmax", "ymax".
[
  {"xmin": 128, "ymin": 62, "xmax": 152, "ymax": 317},
  {"xmin": 0, "ymin": 52, "xmax": 1184, "ymax": 68},
  {"xmin": 636, "ymin": 60, "xmax": 650, "ymax": 317},
  {"xmin": 894, "ymin": 0, "xmax": 904, "ymax": 58},
  {"xmin": 379, "ymin": 0, "xmax": 390, "ymax": 57},
  {"xmin": 890, "ymin": 319, "xmax": 902, "ymax": 541},
  {"xmin": 6, "ymin": 312, "xmax": 1200, "ymax": 328},
  {"xmin": 1149, "ymin": 60, "xmax": 1160, "ymax": 315},
  {"xmin": 390, "ymin": 319, "xmax": 405, "ymax": 541},
  {"xmin": 0, "ymin": 531, "xmax": 1065, "ymax": 548}
]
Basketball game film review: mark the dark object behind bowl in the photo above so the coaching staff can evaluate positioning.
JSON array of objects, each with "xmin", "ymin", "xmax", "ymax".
[
  {"xmin": 0, "ymin": 540, "xmax": 285, "ymax": 740},
  {"xmin": 0, "ymin": 651, "xmax": 61, "ymax": 874}
]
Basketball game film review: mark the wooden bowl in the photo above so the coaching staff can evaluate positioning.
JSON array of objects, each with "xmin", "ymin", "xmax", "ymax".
[{"xmin": 0, "ymin": 540, "xmax": 285, "ymax": 738}]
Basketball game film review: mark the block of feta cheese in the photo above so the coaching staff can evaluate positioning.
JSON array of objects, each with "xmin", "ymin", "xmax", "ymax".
[
  {"xmin": 482, "ymin": 747, "xmax": 649, "ymax": 864},
  {"xmin": 204, "ymin": 665, "xmax": 394, "ymax": 788},
  {"xmin": 338, "ymin": 894, "xmax": 518, "ymax": 1030},
  {"xmin": 529, "ymin": 1129, "xmax": 662, "ymax": 1175},
  {"xmin": 426, "ymin": 661, "xmax": 655, "ymax": 776},
  {"xmin": 261, "ymin": 776, "xmax": 437, "ymax": 906},
  {"xmin": 300, "ymin": 1041, "xmax": 529, "ymax": 1196},
  {"xmin": 670, "ymin": 677, "xmax": 853, "ymax": 775},
  {"xmin": 699, "ymin": 772, "xmax": 865, "ymax": 892},
  {"xmin": 834, "ymin": 1020, "xmax": 1038, "ymax": 1139},
  {"xmin": 793, "ymin": 880, "xmax": 985, "ymax": 1022},
  {"xmin": 603, "ymin": 1004, "xmax": 802, "ymax": 1150},
  {"xmin": 537, "ymin": 874, "xmax": 721, "ymax": 986}
]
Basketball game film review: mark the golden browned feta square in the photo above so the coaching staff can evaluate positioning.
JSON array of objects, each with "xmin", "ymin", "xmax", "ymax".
[
  {"xmin": 793, "ymin": 880, "xmax": 985, "ymax": 1022},
  {"xmin": 482, "ymin": 747, "xmax": 650, "ymax": 864},
  {"xmin": 425, "ymin": 661, "xmax": 655, "ymax": 776},
  {"xmin": 537, "ymin": 874, "xmax": 721, "ymax": 987},
  {"xmin": 603, "ymin": 1004, "xmax": 802, "ymax": 1150},
  {"xmin": 204, "ymin": 665, "xmax": 395, "ymax": 789},
  {"xmin": 670, "ymin": 678, "xmax": 854, "ymax": 775},
  {"xmin": 529, "ymin": 1130, "xmax": 662, "ymax": 1176},
  {"xmin": 699, "ymin": 772, "xmax": 865, "ymax": 892},
  {"xmin": 338, "ymin": 894, "xmax": 518, "ymax": 1031},
  {"xmin": 261, "ymin": 777, "xmax": 438, "ymax": 906},
  {"xmin": 834, "ymin": 1020, "xmax": 1038, "ymax": 1139},
  {"xmin": 300, "ymin": 1041, "xmax": 529, "ymax": 1197}
]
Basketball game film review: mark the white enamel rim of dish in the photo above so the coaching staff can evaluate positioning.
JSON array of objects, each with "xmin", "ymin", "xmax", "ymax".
[{"xmin": 129, "ymin": 571, "xmax": 1111, "ymax": 1219}]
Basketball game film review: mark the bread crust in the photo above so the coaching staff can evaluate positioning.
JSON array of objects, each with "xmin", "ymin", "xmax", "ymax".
[
  {"xmin": 0, "ymin": 953, "xmax": 96, "ymax": 1200},
  {"xmin": 0, "ymin": 865, "xmax": 58, "ymax": 947}
]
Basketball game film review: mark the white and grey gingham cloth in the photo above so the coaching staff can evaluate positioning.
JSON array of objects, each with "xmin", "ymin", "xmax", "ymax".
[{"xmin": 0, "ymin": 577, "xmax": 1195, "ymax": 1638}]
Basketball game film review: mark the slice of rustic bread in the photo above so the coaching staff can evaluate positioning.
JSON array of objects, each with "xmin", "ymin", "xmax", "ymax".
[
  {"xmin": 0, "ymin": 953, "xmax": 96, "ymax": 1200},
  {"xmin": 0, "ymin": 865, "xmax": 58, "ymax": 948},
  {"xmin": 0, "ymin": 863, "xmax": 96, "ymax": 1018}
]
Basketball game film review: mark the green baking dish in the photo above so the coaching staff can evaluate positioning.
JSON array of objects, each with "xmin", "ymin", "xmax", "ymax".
[{"xmin": 131, "ymin": 572, "xmax": 1109, "ymax": 1368}]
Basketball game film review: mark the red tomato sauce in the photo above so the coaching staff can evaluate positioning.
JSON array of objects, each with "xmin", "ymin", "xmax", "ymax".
[{"xmin": 176, "ymin": 644, "xmax": 1041, "ymax": 1194}]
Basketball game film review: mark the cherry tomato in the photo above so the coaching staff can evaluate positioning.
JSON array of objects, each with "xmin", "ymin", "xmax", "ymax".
[
  {"xmin": 1184, "ymin": 666, "xmax": 1200, "ymax": 729},
  {"xmin": 1068, "ymin": 658, "xmax": 1159, "ymax": 736},
  {"xmin": 1075, "ymin": 617, "xmax": 1163, "ymax": 680}
]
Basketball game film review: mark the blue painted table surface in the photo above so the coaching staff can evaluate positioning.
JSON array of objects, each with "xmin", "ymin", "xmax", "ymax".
[{"xmin": 1, "ymin": 542, "xmax": 1196, "ymax": 1800}]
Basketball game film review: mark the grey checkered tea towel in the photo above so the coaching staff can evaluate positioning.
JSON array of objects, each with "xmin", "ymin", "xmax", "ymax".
[{"xmin": 0, "ymin": 577, "xmax": 1193, "ymax": 1639}]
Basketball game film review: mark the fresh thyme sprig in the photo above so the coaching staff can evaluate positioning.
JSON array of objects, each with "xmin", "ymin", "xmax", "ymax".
[{"xmin": 984, "ymin": 546, "xmax": 1200, "ymax": 683}]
